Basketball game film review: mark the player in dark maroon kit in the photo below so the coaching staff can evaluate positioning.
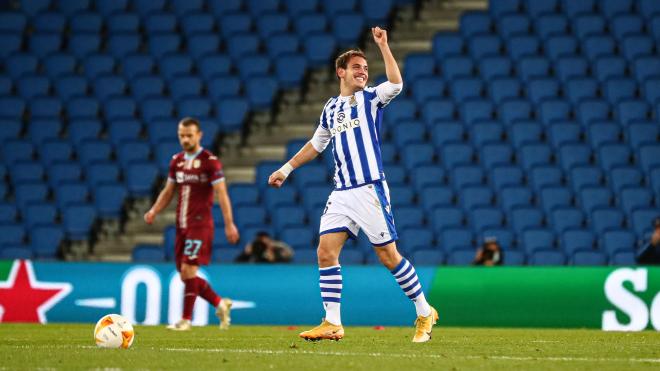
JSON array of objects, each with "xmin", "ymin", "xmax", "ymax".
[{"xmin": 144, "ymin": 117, "xmax": 240, "ymax": 331}]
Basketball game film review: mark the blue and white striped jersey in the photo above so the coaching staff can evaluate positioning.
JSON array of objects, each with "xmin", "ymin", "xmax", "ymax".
[{"xmin": 310, "ymin": 81, "xmax": 402, "ymax": 190}]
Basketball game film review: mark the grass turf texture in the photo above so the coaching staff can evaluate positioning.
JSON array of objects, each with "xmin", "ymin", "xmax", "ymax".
[{"xmin": 1, "ymin": 324, "xmax": 659, "ymax": 370}]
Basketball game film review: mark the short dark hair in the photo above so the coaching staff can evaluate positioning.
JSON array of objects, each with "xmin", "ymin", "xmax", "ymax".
[
  {"xmin": 335, "ymin": 49, "xmax": 367, "ymax": 78},
  {"xmin": 256, "ymin": 231, "xmax": 271, "ymax": 239},
  {"xmin": 179, "ymin": 117, "xmax": 201, "ymax": 131}
]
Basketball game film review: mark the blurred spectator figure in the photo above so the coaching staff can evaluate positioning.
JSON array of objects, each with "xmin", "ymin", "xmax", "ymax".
[
  {"xmin": 637, "ymin": 218, "xmax": 660, "ymax": 265},
  {"xmin": 473, "ymin": 237, "xmax": 503, "ymax": 266},
  {"xmin": 235, "ymin": 231, "xmax": 294, "ymax": 263}
]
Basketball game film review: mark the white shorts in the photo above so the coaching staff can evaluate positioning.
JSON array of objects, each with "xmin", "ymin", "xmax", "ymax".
[{"xmin": 319, "ymin": 181, "xmax": 398, "ymax": 247}]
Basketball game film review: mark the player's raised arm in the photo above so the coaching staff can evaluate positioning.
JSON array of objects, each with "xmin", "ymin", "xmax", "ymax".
[
  {"xmin": 268, "ymin": 141, "xmax": 321, "ymax": 188},
  {"xmin": 372, "ymin": 27, "xmax": 402, "ymax": 84},
  {"xmin": 213, "ymin": 180, "xmax": 240, "ymax": 244},
  {"xmin": 144, "ymin": 180, "xmax": 176, "ymax": 224}
]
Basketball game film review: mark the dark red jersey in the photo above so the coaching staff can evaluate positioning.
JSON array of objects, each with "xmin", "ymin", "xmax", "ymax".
[{"xmin": 168, "ymin": 149, "xmax": 225, "ymax": 229}]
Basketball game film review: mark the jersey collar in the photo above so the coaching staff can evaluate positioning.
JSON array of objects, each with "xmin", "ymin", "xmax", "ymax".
[{"xmin": 184, "ymin": 147, "xmax": 203, "ymax": 161}]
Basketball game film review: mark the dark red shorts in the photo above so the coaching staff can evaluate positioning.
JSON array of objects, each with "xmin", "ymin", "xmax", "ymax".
[{"xmin": 174, "ymin": 227, "xmax": 214, "ymax": 271}]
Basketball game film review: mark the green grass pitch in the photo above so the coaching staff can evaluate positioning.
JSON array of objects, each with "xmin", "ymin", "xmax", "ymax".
[{"xmin": 2, "ymin": 324, "xmax": 660, "ymax": 370}]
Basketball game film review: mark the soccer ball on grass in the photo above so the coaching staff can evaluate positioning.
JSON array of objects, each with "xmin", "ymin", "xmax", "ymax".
[{"xmin": 94, "ymin": 314, "xmax": 135, "ymax": 349}]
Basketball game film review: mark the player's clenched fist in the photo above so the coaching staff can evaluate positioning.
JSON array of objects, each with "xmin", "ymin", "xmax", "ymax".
[
  {"xmin": 144, "ymin": 209, "xmax": 156, "ymax": 224},
  {"xmin": 372, "ymin": 26, "xmax": 388, "ymax": 46},
  {"xmin": 224, "ymin": 223, "xmax": 240, "ymax": 244},
  {"xmin": 268, "ymin": 170, "xmax": 286, "ymax": 188}
]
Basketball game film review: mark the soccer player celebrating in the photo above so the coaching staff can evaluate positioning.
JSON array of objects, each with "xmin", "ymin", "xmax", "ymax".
[
  {"xmin": 268, "ymin": 27, "xmax": 438, "ymax": 342},
  {"xmin": 144, "ymin": 117, "xmax": 240, "ymax": 331}
]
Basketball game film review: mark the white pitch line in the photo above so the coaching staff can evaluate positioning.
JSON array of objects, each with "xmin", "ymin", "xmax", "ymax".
[{"xmin": 5, "ymin": 345, "xmax": 660, "ymax": 364}]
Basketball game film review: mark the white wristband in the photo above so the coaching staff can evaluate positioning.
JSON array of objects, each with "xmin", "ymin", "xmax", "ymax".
[{"xmin": 279, "ymin": 162, "xmax": 294, "ymax": 178}]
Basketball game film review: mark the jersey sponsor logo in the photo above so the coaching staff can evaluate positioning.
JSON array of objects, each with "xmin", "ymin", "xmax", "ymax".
[
  {"xmin": 193, "ymin": 159, "xmax": 201, "ymax": 169},
  {"xmin": 330, "ymin": 118, "xmax": 360, "ymax": 137},
  {"xmin": 175, "ymin": 172, "xmax": 203, "ymax": 183},
  {"xmin": 337, "ymin": 112, "xmax": 345, "ymax": 123}
]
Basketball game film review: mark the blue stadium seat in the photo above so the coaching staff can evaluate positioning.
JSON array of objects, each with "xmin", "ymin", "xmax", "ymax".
[
  {"xmin": 582, "ymin": 35, "xmax": 616, "ymax": 61},
  {"xmin": 422, "ymin": 99, "xmax": 455, "ymax": 125},
  {"xmin": 574, "ymin": 15, "xmax": 606, "ymax": 40},
  {"xmin": 497, "ymin": 13, "xmax": 530, "ymax": 39},
  {"xmin": 54, "ymin": 75, "xmax": 88, "ymax": 101},
  {"xmin": 86, "ymin": 162, "xmax": 121, "ymax": 189},
  {"xmin": 591, "ymin": 208, "xmax": 625, "ymax": 234},
  {"xmin": 280, "ymin": 227, "xmax": 314, "ymax": 250},
  {"xmin": 103, "ymin": 97, "xmax": 137, "ymax": 121},
  {"xmin": 509, "ymin": 207, "xmax": 543, "ymax": 234},
  {"xmin": 10, "ymin": 161, "xmax": 44, "ymax": 185},
  {"xmin": 604, "ymin": 78, "xmax": 637, "ymax": 104},
  {"xmin": 499, "ymin": 99, "xmax": 533, "ymax": 125},
  {"xmin": 27, "ymin": 119, "xmax": 60, "ymax": 146},
  {"xmin": 48, "ymin": 161, "xmax": 82, "ymax": 188},
  {"xmin": 17, "ymin": 74, "xmax": 50, "ymax": 100},
  {"xmin": 108, "ymin": 119, "xmax": 143, "ymax": 146},
  {"xmin": 5, "ymin": 53, "xmax": 38, "ymax": 79},
  {"xmin": 149, "ymin": 33, "xmax": 182, "ymax": 59},
  {"xmin": 0, "ymin": 33, "xmax": 21, "ymax": 59},
  {"xmin": 551, "ymin": 207, "xmax": 585, "ymax": 234},
  {"xmin": 14, "ymin": 183, "xmax": 48, "ymax": 210},
  {"xmin": 509, "ymin": 37, "xmax": 546, "ymax": 62},
  {"xmin": 0, "ymin": 245, "xmax": 33, "ymax": 260},
  {"xmin": 292, "ymin": 249, "xmax": 318, "ymax": 264},
  {"xmin": 68, "ymin": 120, "xmax": 102, "ymax": 147},
  {"xmin": 431, "ymin": 207, "xmax": 464, "ymax": 233},
  {"xmin": 229, "ymin": 184, "xmax": 260, "ymax": 207},
  {"xmin": 94, "ymin": 74, "xmax": 126, "ymax": 101},
  {"xmin": 534, "ymin": 14, "xmax": 567, "ymax": 40},
  {"xmin": 468, "ymin": 34, "xmax": 502, "ymax": 60},
  {"xmin": 0, "ymin": 10, "xmax": 27, "ymax": 34},
  {"xmin": 567, "ymin": 249, "xmax": 605, "ymax": 267},
  {"xmin": 562, "ymin": 0, "xmax": 596, "ymax": 18},
  {"xmin": 0, "ymin": 203, "xmax": 17, "ymax": 223},
  {"xmin": 620, "ymin": 187, "xmax": 653, "ymax": 215},
  {"xmin": 333, "ymin": 12, "xmax": 365, "ymax": 46},
  {"xmin": 470, "ymin": 207, "xmax": 505, "ymax": 232},
  {"xmin": 159, "ymin": 54, "xmax": 194, "ymax": 80},
  {"xmin": 499, "ymin": 186, "xmax": 532, "ymax": 212},
  {"xmin": 544, "ymin": 35, "xmax": 578, "ymax": 60},
  {"xmin": 197, "ymin": 54, "xmax": 232, "ymax": 81},
  {"xmin": 66, "ymin": 97, "xmax": 100, "ymax": 120},
  {"xmin": 479, "ymin": 56, "xmax": 512, "ymax": 81},
  {"xmin": 599, "ymin": 0, "xmax": 634, "ymax": 19},
  {"xmin": 0, "ymin": 223, "xmax": 26, "ymax": 248},
  {"xmin": 608, "ymin": 167, "xmax": 642, "ymax": 194},
  {"xmin": 272, "ymin": 206, "xmax": 306, "ymax": 233},
  {"xmin": 441, "ymin": 228, "xmax": 474, "ymax": 252},
  {"xmin": 63, "ymin": 203, "xmax": 96, "ymax": 240},
  {"xmin": 539, "ymin": 186, "xmax": 572, "ymax": 214},
  {"xmin": 294, "ymin": 13, "xmax": 326, "ymax": 36},
  {"xmin": 556, "ymin": 55, "xmax": 589, "ymax": 83},
  {"xmin": 587, "ymin": 122, "xmax": 620, "ymax": 149},
  {"xmin": 29, "ymin": 33, "xmax": 62, "ymax": 58},
  {"xmin": 638, "ymin": 145, "xmax": 660, "ymax": 174},
  {"xmin": 633, "ymin": 57, "xmax": 660, "ymax": 83},
  {"xmin": 621, "ymin": 34, "xmax": 654, "ymax": 61},
  {"xmin": 432, "ymin": 32, "xmax": 464, "ymax": 60},
  {"xmin": 529, "ymin": 249, "xmax": 565, "ymax": 265},
  {"xmin": 538, "ymin": 99, "xmax": 572, "ymax": 125},
  {"xmin": 419, "ymin": 186, "xmax": 454, "ymax": 212},
  {"xmin": 518, "ymin": 143, "xmax": 552, "ymax": 170},
  {"xmin": 640, "ymin": 0, "xmax": 660, "ymax": 19},
  {"xmin": 107, "ymin": 13, "xmax": 139, "ymax": 33},
  {"xmin": 578, "ymin": 186, "xmax": 612, "ymax": 214},
  {"xmin": 597, "ymin": 144, "xmax": 631, "ymax": 171},
  {"xmin": 617, "ymin": 100, "xmax": 650, "ymax": 126},
  {"xmin": 450, "ymin": 165, "xmax": 484, "ymax": 189},
  {"xmin": 263, "ymin": 187, "xmax": 298, "ymax": 210},
  {"xmin": 144, "ymin": 12, "xmax": 177, "ymax": 34},
  {"xmin": 177, "ymin": 97, "xmax": 212, "ymax": 118},
  {"xmin": 564, "ymin": 78, "xmax": 598, "ymax": 105},
  {"xmin": 508, "ymin": 121, "xmax": 541, "ymax": 148},
  {"xmin": 442, "ymin": 56, "xmax": 474, "ymax": 80},
  {"xmin": 404, "ymin": 53, "xmax": 436, "ymax": 82},
  {"xmin": 412, "ymin": 249, "xmax": 444, "ymax": 265},
  {"xmin": 460, "ymin": 186, "xmax": 493, "ymax": 210},
  {"xmin": 631, "ymin": 208, "xmax": 657, "ymax": 237},
  {"xmin": 447, "ymin": 248, "xmax": 476, "ymax": 265},
  {"xmin": 245, "ymin": 76, "xmax": 279, "ymax": 110},
  {"xmin": 410, "ymin": 166, "xmax": 444, "ymax": 190},
  {"xmin": 460, "ymin": 11, "xmax": 492, "ymax": 38},
  {"xmin": 558, "ymin": 143, "xmax": 592, "ymax": 172},
  {"xmin": 602, "ymin": 230, "xmax": 636, "ymax": 256},
  {"xmin": 23, "ymin": 203, "xmax": 57, "ymax": 229},
  {"xmin": 401, "ymin": 143, "xmax": 434, "ymax": 169},
  {"xmin": 125, "ymin": 162, "xmax": 159, "ymax": 197},
  {"xmin": 450, "ymin": 78, "xmax": 483, "ymax": 102},
  {"xmin": 171, "ymin": 0, "xmax": 204, "ymax": 16},
  {"xmin": 235, "ymin": 205, "xmax": 268, "ymax": 230},
  {"xmin": 31, "ymin": 225, "xmax": 64, "ymax": 259},
  {"xmin": 132, "ymin": 244, "xmax": 166, "ymax": 262},
  {"xmin": 521, "ymin": 228, "xmax": 556, "ymax": 254},
  {"xmin": 0, "ymin": 96, "xmax": 25, "ymax": 121},
  {"xmin": 212, "ymin": 247, "xmax": 242, "ymax": 262},
  {"xmin": 525, "ymin": 0, "xmax": 559, "ymax": 18},
  {"xmin": 29, "ymin": 97, "xmax": 62, "ymax": 119},
  {"xmin": 399, "ymin": 228, "xmax": 434, "ymax": 253},
  {"xmin": 576, "ymin": 99, "xmax": 611, "ymax": 126},
  {"xmin": 392, "ymin": 209, "xmax": 424, "ymax": 230},
  {"xmin": 488, "ymin": 78, "xmax": 521, "ymax": 104},
  {"xmin": 411, "ymin": 77, "xmax": 444, "ymax": 104},
  {"xmin": 130, "ymin": 75, "xmax": 165, "ymax": 101},
  {"xmin": 389, "ymin": 185, "xmax": 415, "ymax": 207},
  {"xmin": 627, "ymin": 122, "xmax": 659, "ymax": 148},
  {"xmin": 610, "ymin": 251, "xmax": 636, "ymax": 265},
  {"xmin": 72, "ymin": 13, "xmax": 103, "ymax": 33},
  {"xmin": 216, "ymin": 97, "xmax": 249, "ymax": 132},
  {"xmin": 612, "ymin": 14, "xmax": 644, "ymax": 41},
  {"xmin": 490, "ymin": 166, "xmax": 524, "ymax": 191},
  {"xmin": 2, "ymin": 140, "xmax": 34, "ymax": 163},
  {"xmin": 95, "ymin": 183, "xmax": 128, "ymax": 219}
]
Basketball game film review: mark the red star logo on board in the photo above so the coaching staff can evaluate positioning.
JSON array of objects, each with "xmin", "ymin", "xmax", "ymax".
[{"xmin": 0, "ymin": 260, "xmax": 72, "ymax": 323}]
